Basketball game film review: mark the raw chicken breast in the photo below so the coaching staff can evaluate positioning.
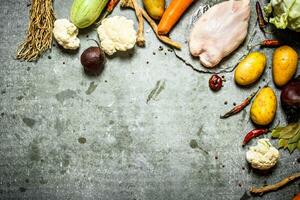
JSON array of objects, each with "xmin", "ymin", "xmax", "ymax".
[{"xmin": 189, "ymin": 0, "xmax": 251, "ymax": 68}]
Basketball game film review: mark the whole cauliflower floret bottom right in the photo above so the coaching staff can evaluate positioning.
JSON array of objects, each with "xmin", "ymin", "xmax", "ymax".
[{"xmin": 246, "ymin": 139, "xmax": 280, "ymax": 170}]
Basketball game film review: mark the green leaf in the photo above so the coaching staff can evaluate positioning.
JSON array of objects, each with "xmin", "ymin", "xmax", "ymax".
[
  {"xmin": 288, "ymin": 129, "xmax": 300, "ymax": 144},
  {"xmin": 278, "ymin": 139, "xmax": 288, "ymax": 149},
  {"xmin": 297, "ymin": 140, "xmax": 300, "ymax": 150},
  {"xmin": 288, "ymin": 143, "xmax": 297, "ymax": 153},
  {"xmin": 279, "ymin": 123, "xmax": 300, "ymax": 139},
  {"xmin": 271, "ymin": 128, "xmax": 282, "ymax": 138}
]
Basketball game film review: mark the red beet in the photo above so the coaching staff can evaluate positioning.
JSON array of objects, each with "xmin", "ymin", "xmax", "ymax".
[{"xmin": 81, "ymin": 40, "xmax": 106, "ymax": 76}]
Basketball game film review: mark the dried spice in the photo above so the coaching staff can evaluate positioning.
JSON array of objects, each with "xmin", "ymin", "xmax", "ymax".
[
  {"xmin": 272, "ymin": 123, "xmax": 300, "ymax": 153},
  {"xmin": 243, "ymin": 128, "xmax": 269, "ymax": 146},
  {"xmin": 220, "ymin": 88, "xmax": 259, "ymax": 119},
  {"xmin": 16, "ymin": 0, "xmax": 55, "ymax": 61}
]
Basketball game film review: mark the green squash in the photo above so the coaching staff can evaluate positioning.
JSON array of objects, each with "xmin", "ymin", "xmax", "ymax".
[{"xmin": 70, "ymin": 0, "xmax": 109, "ymax": 29}]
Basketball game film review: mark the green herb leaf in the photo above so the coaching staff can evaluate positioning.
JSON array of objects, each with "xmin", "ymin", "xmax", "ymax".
[
  {"xmin": 271, "ymin": 128, "xmax": 282, "ymax": 138},
  {"xmin": 278, "ymin": 138, "xmax": 288, "ymax": 149},
  {"xmin": 272, "ymin": 123, "xmax": 300, "ymax": 154},
  {"xmin": 288, "ymin": 143, "xmax": 297, "ymax": 153},
  {"xmin": 279, "ymin": 123, "xmax": 300, "ymax": 139},
  {"xmin": 288, "ymin": 130, "xmax": 300, "ymax": 144}
]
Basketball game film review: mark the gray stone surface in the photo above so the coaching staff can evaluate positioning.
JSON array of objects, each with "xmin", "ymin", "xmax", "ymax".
[{"xmin": 0, "ymin": 0, "xmax": 299, "ymax": 200}]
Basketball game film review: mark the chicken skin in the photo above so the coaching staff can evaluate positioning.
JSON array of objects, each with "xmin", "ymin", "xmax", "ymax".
[{"xmin": 189, "ymin": 0, "xmax": 251, "ymax": 68}]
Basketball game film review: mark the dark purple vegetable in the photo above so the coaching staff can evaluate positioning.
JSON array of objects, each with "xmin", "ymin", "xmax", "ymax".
[
  {"xmin": 209, "ymin": 74, "xmax": 222, "ymax": 91},
  {"xmin": 281, "ymin": 77, "xmax": 300, "ymax": 123},
  {"xmin": 81, "ymin": 40, "xmax": 106, "ymax": 76}
]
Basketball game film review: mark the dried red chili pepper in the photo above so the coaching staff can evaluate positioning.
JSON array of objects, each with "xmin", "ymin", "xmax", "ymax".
[
  {"xmin": 261, "ymin": 39, "xmax": 281, "ymax": 47},
  {"xmin": 220, "ymin": 89, "xmax": 259, "ymax": 119},
  {"xmin": 256, "ymin": 1, "xmax": 267, "ymax": 32},
  {"xmin": 209, "ymin": 74, "xmax": 223, "ymax": 91},
  {"xmin": 250, "ymin": 39, "xmax": 281, "ymax": 50},
  {"xmin": 242, "ymin": 128, "xmax": 269, "ymax": 146}
]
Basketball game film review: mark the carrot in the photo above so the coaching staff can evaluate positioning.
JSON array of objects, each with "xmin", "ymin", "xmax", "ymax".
[
  {"xmin": 294, "ymin": 193, "xmax": 300, "ymax": 200},
  {"xmin": 157, "ymin": 0, "xmax": 193, "ymax": 35}
]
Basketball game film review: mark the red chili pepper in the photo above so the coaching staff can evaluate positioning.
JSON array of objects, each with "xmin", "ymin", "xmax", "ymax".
[
  {"xmin": 209, "ymin": 74, "xmax": 223, "ymax": 91},
  {"xmin": 106, "ymin": 0, "xmax": 120, "ymax": 13},
  {"xmin": 96, "ymin": 0, "xmax": 120, "ymax": 25},
  {"xmin": 256, "ymin": 2, "xmax": 267, "ymax": 32},
  {"xmin": 242, "ymin": 128, "xmax": 269, "ymax": 146},
  {"xmin": 261, "ymin": 39, "xmax": 281, "ymax": 47},
  {"xmin": 220, "ymin": 88, "xmax": 259, "ymax": 119}
]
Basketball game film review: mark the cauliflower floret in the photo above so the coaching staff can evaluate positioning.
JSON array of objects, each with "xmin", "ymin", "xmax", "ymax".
[
  {"xmin": 97, "ymin": 16, "xmax": 137, "ymax": 55},
  {"xmin": 53, "ymin": 19, "xmax": 80, "ymax": 50},
  {"xmin": 246, "ymin": 139, "xmax": 280, "ymax": 170}
]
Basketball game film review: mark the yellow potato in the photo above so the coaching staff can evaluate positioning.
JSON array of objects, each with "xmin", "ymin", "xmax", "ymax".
[
  {"xmin": 272, "ymin": 45, "xmax": 298, "ymax": 87},
  {"xmin": 143, "ymin": 0, "xmax": 165, "ymax": 20},
  {"xmin": 250, "ymin": 87, "xmax": 277, "ymax": 126},
  {"xmin": 234, "ymin": 52, "xmax": 267, "ymax": 86}
]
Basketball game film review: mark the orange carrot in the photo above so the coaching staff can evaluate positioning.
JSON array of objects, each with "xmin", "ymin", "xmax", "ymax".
[
  {"xmin": 157, "ymin": 0, "xmax": 193, "ymax": 35},
  {"xmin": 293, "ymin": 193, "xmax": 300, "ymax": 200}
]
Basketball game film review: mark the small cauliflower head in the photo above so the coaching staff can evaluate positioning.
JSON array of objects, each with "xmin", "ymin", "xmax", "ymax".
[
  {"xmin": 53, "ymin": 19, "xmax": 80, "ymax": 50},
  {"xmin": 246, "ymin": 139, "xmax": 279, "ymax": 170},
  {"xmin": 97, "ymin": 16, "xmax": 137, "ymax": 55}
]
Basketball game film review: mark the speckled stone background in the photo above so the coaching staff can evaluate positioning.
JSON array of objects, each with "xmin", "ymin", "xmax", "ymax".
[{"xmin": 0, "ymin": 0, "xmax": 299, "ymax": 200}]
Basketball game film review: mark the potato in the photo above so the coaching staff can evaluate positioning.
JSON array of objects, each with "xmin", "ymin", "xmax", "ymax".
[
  {"xmin": 272, "ymin": 45, "xmax": 298, "ymax": 87},
  {"xmin": 250, "ymin": 87, "xmax": 277, "ymax": 126},
  {"xmin": 143, "ymin": 0, "xmax": 165, "ymax": 20},
  {"xmin": 234, "ymin": 52, "xmax": 266, "ymax": 86}
]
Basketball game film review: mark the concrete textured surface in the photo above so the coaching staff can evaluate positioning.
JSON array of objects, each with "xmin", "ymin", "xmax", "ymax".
[{"xmin": 0, "ymin": 0, "xmax": 299, "ymax": 200}]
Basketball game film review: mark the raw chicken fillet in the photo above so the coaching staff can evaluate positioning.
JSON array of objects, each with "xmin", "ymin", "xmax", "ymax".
[{"xmin": 189, "ymin": 0, "xmax": 251, "ymax": 68}]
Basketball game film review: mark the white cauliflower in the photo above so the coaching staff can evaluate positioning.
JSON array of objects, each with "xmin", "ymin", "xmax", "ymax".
[
  {"xmin": 53, "ymin": 19, "xmax": 80, "ymax": 50},
  {"xmin": 97, "ymin": 16, "xmax": 137, "ymax": 55},
  {"xmin": 246, "ymin": 139, "xmax": 280, "ymax": 170}
]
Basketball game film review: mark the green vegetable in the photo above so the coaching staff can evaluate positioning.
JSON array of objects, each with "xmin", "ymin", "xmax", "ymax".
[
  {"xmin": 272, "ymin": 123, "xmax": 300, "ymax": 153},
  {"xmin": 264, "ymin": 0, "xmax": 300, "ymax": 32},
  {"xmin": 278, "ymin": 138, "xmax": 287, "ymax": 149},
  {"xmin": 271, "ymin": 127, "xmax": 283, "ymax": 138},
  {"xmin": 288, "ymin": 131, "xmax": 300, "ymax": 144},
  {"xmin": 288, "ymin": 143, "xmax": 297, "ymax": 153},
  {"xmin": 70, "ymin": 0, "xmax": 109, "ymax": 29}
]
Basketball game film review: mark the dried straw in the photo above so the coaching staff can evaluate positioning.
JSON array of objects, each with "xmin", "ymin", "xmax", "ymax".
[{"xmin": 16, "ymin": 0, "xmax": 55, "ymax": 61}]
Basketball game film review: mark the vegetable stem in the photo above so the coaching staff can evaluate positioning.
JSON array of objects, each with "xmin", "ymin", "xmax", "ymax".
[
  {"xmin": 87, "ymin": 39, "xmax": 101, "ymax": 48},
  {"xmin": 250, "ymin": 172, "xmax": 300, "ymax": 195},
  {"xmin": 121, "ymin": 0, "xmax": 181, "ymax": 49},
  {"xmin": 121, "ymin": 0, "xmax": 145, "ymax": 47}
]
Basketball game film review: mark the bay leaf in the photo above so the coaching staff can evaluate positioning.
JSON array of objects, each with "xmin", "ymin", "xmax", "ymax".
[
  {"xmin": 279, "ymin": 123, "xmax": 300, "ymax": 139},
  {"xmin": 271, "ymin": 128, "xmax": 282, "ymax": 138},
  {"xmin": 278, "ymin": 138, "xmax": 288, "ymax": 149},
  {"xmin": 288, "ymin": 129, "xmax": 300, "ymax": 144},
  {"xmin": 288, "ymin": 143, "xmax": 297, "ymax": 153}
]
